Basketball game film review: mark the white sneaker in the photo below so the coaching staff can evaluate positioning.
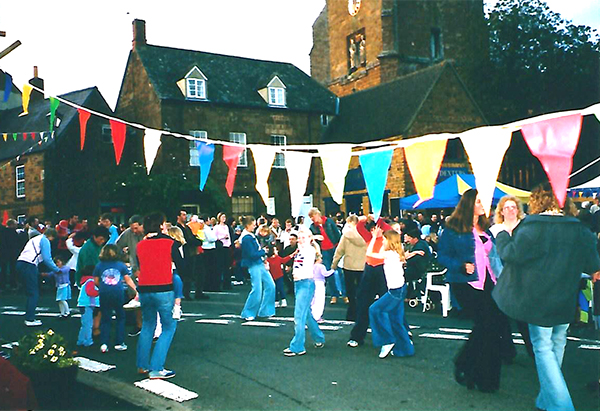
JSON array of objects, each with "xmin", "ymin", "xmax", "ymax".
[
  {"xmin": 274, "ymin": 301, "xmax": 280, "ymax": 308},
  {"xmin": 280, "ymin": 299, "xmax": 287, "ymax": 308},
  {"xmin": 379, "ymin": 343, "xmax": 395, "ymax": 359},
  {"xmin": 114, "ymin": 344, "xmax": 128, "ymax": 351},
  {"xmin": 24, "ymin": 320, "xmax": 42, "ymax": 327},
  {"xmin": 100, "ymin": 344, "xmax": 109, "ymax": 353},
  {"xmin": 123, "ymin": 299, "xmax": 141, "ymax": 309},
  {"xmin": 172, "ymin": 305, "xmax": 182, "ymax": 320}
]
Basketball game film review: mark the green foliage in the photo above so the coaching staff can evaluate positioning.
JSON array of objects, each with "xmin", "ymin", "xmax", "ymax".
[
  {"xmin": 12, "ymin": 329, "xmax": 77, "ymax": 371},
  {"xmin": 484, "ymin": 0, "xmax": 599, "ymax": 123}
]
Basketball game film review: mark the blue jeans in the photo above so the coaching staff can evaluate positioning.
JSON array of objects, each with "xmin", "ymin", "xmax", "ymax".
[
  {"xmin": 100, "ymin": 291, "xmax": 125, "ymax": 346},
  {"xmin": 77, "ymin": 307, "xmax": 94, "ymax": 346},
  {"xmin": 274, "ymin": 277, "xmax": 286, "ymax": 300},
  {"xmin": 289, "ymin": 279, "xmax": 325, "ymax": 353},
  {"xmin": 137, "ymin": 291, "xmax": 177, "ymax": 372},
  {"xmin": 17, "ymin": 261, "xmax": 39, "ymax": 321},
  {"xmin": 173, "ymin": 272, "xmax": 183, "ymax": 299},
  {"xmin": 369, "ymin": 286, "xmax": 414, "ymax": 357},
  {"xmin": 529, "ymin": 323, "xmax": 573, "ymax": 411},
  {"xmin": 241, "ymin": 263, "xmax": 275, "ymax": 319},
  {"xmin": 322, "ymin": 249, "xmax": 345, "ymax": 297}
]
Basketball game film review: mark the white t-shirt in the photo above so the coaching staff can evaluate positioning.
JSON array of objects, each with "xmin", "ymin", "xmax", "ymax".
[
  {"xmin": 292, "ymin": 244, "xmax": 316, "ymax": 281},
  {"xmin": 383, "ymin": 250, "xmax": 405, "ymax": 290}
]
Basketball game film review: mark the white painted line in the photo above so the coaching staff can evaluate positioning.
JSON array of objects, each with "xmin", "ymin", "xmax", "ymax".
[
  {"xmin": 241, "ymin": 321, "xmax": 284, "ymax": 327},
  {"xmin": 439, "ymin": 328, "xmax": 472, "ymax": 334},
  {"xmin": 318, "ymin": 325, "xmax": 340, "ymax": 331},
  {"xmin": 35, "ymin": 307, "xmax": 50, "ymax": 311},
  {"xmin": 37, "ymin": 313, "xmax": 61, "ymax": 317},
  {"xmin": 567, "ymin": 336, "xmax": 600, "ymax": 344},
  {"xmin": 75, "ymin": 357, "xmax": 116, "ymax": 372},
  {"xmin": 512, "ymin": 333, "xmax": 523, "ymax": 337},
  {"xmin": 0, "ymin": 306, "xmax": 18, "ymax": 310},
  {"xmin": 513, "ymin": 339, "xmax": 525, "ymax": 345},
  {"xmin": 72, "ymin": 314, "xmax": 82, "ymax": 318},
  {"xmin": 579, "ymin": 344, "xmax": 600, "ymax": 350},
  {"xmin": 409, "ymin": 325, "xmax": 421, "ymax": 330},
  {"xmin": 220, "ymin": 314, "xmax": 242, "ymax": 319},
  {"xmin": 419, "ymin": 333, "xmax": 469, "ymax": 341},
  {"xmin": 202, "ymin": 291, "xmax": 239, "ymax": 296},
  {"xmin": 1, "ymin": 311, "xmax": 25, "ymax": 316},
  {"xmin": 180, "ymin": 313, "xmax": 205, "ymax": 317},
  {"xmin": 320, "ymin": 319, "xmax": 355, "ymax": 326},
  {"xmin": 134, "ymin": 379, "xmax": 198, "ymax": 403},
  {"xmin": 1, "ymin": 342, "xmax": 19, "ymax": 349},
  {"xmin": 269, "ymin": 316, "xmax": 295, "ymax": 322},
  {"xmin": 195, "ymin": 319, "xmax": 233, "ymax": 325}
]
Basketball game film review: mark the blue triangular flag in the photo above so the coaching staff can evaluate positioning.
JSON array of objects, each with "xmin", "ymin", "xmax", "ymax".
[
  {"xmin": 359, "ymin": 149, "xmax": 394, "ymax": 220},
  {"xmin": 3, "ymin": 73, "xmax": 12, "ymax": 102},
  {"xmin": 197, "ymin": 141, "xmax": 215, "ymax": 191}
]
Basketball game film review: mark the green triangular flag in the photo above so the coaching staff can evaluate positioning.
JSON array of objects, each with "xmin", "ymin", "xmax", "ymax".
[
  {"xmin": 49, "ymin": 97, "xmax": 60, "ymax": 132},
  {"xmin": 12, "ymin": 133, "xmax": 17, "ymax": 141}
]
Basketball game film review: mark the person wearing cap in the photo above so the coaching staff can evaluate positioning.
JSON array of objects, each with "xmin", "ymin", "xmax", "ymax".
[{"xmin": 16, "ymin": 228, "xmax": 61, "ymax": 326}]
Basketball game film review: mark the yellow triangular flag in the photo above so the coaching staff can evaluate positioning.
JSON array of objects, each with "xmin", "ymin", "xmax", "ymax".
[
  {"xmin": 2, "ymin": 133, "xmax": 6, "ymax": 142},
  {"xmin": 21, "ymin": 84, "xmax": 33, "ymax": 116},
  {"xmin": 318, "ymin": 144, "xmax": 352, "ymax": 205},
  {"xmin": 404, "ymin": 138, "xmax": 448, "ymax": 205},
  {"xmin": 250, "ymin": 146, "xmax": 277, "ymax": 206},
  {"xmin": 460, "ymin": 126, "xmax": 513, "ymax": 216}
]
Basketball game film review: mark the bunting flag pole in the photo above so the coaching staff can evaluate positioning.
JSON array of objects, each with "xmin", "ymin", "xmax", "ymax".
[
  {"xmin": 109, "ymin": 119, "xmax": 127, "ymax": 165},
  {"xmin": 460, "ymin": 126, "xmax": 513, "ymax": 216},
  {"xmin": 78, "ymin": 109, "xmax": 91, "ymax": 150},
  {"xmin": 285, "ymin": 151, "xmax": 313, "ymax": 217},
  {"xmin": 521, "ymin": 114, "xmax": 583, "ymax": 207},
  {"xmin": 223, "ymin": 145, "xmax": 245, "ymax": 197},
  {"xmin": 3, "ymin": 74, "xmax": 11, "ymax": 103},
  {"xmin": 404, "ymin": 138, "xmax": 448, "ymax": 207},
  {"xmin": 198, "ymin": 141, "xmax": 215, "ymax": 191},
  {"xmin": 20, "ymin": 84, "xmax": 32, "ymax": 116},
  {"xmin": 49, "ymin": 97, "xmax": 60, "ymax": 132},
  {"xmin": 143, "ymin": 129, "xmax": 163, "ymax": 174},
  {"xmin": 359, "ymin": 149, "xmax": 394, "ymax": 220},
  {"xmin": 250, "ymin": 147, "xmax": 277, "ymax": 205},
  {"xmin": 319, "ymin": 144, "xmax": 352, "ymax": 205}
]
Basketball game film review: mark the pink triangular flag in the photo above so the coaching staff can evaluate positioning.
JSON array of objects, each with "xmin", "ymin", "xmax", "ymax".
[
  {"xmin": 521, "ymin": 114, "xmax": 583, "ymax": 207},
  {"xmin": 109, "ymin": 119, "xmax": 127, "ymax": 165},
  {"xmin": 78, "ymin": 109, "xmax": 91, "ymax": 150},
  {"xmin": 223, "ymin": 145, "xmax": 246, "ymax": 197}
]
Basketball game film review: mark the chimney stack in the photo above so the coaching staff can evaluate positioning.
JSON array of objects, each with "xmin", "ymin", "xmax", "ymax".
[
  {"xmin": 132, "ymin": 19, "xmax": 147, "ymax": 49},
  {"xmin": 29, "ymin": 66, "xmax": 44, "ymax": 103}
]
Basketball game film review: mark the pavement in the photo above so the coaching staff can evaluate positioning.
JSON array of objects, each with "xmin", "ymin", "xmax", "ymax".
[{"xmin": 0, "ymin": 283, "xmax": 599, "ymax": 411}]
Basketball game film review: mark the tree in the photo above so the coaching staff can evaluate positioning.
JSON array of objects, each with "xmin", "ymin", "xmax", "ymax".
[{"xmin": 484, "ymin": 0, "xmax": 600, "ymax": 123}]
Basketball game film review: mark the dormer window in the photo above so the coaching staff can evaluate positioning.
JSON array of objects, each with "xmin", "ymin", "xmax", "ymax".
[
  {"xmin": 179, "ymin": 66, "xmax": 208, "ymax": 100},
  {"xmin": 266, "ymin": 76, "xmax": 286, "ymax": 107}
]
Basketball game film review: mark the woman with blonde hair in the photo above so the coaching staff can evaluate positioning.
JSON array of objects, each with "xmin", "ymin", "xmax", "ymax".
[
  {"xmin": 493, "ymin": 182, "xmax": 600, "ymax": 411},
  {"xmin": 490, "ymin": 195, "xmax": 525, "ymax": 237}
]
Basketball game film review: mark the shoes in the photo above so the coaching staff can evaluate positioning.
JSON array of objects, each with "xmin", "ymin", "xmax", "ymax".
[
  {"xmin": 173, "ymin": 305, "xmax": 182, "ymax": 320},
  {"xmin": 149, "ymin": 369, "xmax": 176, "ymax": 379},
  {"xmin": 347, "ymin": 340, "xmax": 359, "ymax": 348},
  {"xmin": 114, "ymin": 344, "xmax": 128, "ymax": 351},
  {"xmin": 128, "ymin": 329, "xmax": 141, "ymax": 337},
  {"xmin": 24, "ymin": 320, "xmax": 42, "ymax": 327},
  {"xmin": 330, "ymin": 296, "xmax": 337, "ymax": 304},
  {"xmin": 343, "ymin": 297, "xmax": 350, "ymax": 304},
  {"xmin": 379, "ymin": 343, "xmax": 395, "ymax": 359},
  {"xmin": 283, "ymin": 348, "xmax": 306, "ymax": 357},
  {"xmin": 100, "ymin": 344, "xmax": 109, "ymax": 353},
  {"xmin": 137, "ymin": 368, "xmax": 149, "ymax": 375},
  {"xmin": 280, "ymin": 299, "xmax": 287, "ymax": 308},
  {"xmin": 314, "ymin": 342, "xmax": 325, "ymax": 348},
  {"xmin": 123, "ymin": 299, "xmax": 141, "ymax": 309},
  {"xmin": 274, "ymin": 301, "xmax": 281, "ymax": 308}
]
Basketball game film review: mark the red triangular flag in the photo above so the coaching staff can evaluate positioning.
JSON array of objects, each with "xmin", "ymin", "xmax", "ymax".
[
  {"xmin": 109, "ymin": 119, "xmax": 127, "ymax": 165},
  {"xmin": 78, "ymin": 109, "xmax": 91, "ymax": 150},
  {"xmin": 222, "ymin": 145, "xmax": 245, "ymax": 197},
  {"xmin": 2, "ymin": 211, "xmax": 8, "ymax": 226},
  {"xmin": 22, "ymin": 133, "xmax": 27, "ymax": 141},
  {"xmin": 521, "ymin": 113, "xmax": 583, "ymax": 207}
]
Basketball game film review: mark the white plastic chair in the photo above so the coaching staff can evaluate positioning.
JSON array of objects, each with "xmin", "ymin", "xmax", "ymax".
[{"xmin": 421, "ymin": 268, "xmax": 451, "ymax": 317}]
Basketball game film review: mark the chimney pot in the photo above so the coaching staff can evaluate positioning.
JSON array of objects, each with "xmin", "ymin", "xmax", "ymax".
[
  {"xmin": 33, "ymin": 66, "xmax": 38, "ymax": 78},
  {"xmin": 132, "ymin": 19, "xmax": 147, "ymax": 49},
  {"xmin": 29, "ymin": 66, "xmax": 44, "ymax": 103}
]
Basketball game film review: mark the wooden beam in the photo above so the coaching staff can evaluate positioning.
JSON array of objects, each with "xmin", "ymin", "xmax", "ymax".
[{"xmin": 0, "ymin": 40, "xmax": 21, "ymax": 60}]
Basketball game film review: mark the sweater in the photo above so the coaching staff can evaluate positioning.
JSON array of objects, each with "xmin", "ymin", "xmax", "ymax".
[
  {"xmin": 293, "ymin": 244, "xmax": 317, "ymax": 281},
  {"xmin": 136, "ymin": 234, "xmax": 184, "ymax": 293},
  {"xmin": 240, "ymin": 231, "xmax": 265, "ymax": 268},
  {"xmin": 76, "ymin": 239, "xmax": 103, "ymax": 284},
  {"xmin": 266, "ymin": 254, "xmax": 293, "ymax": 280},
  {"xmin": 331, "ymin": 227, "xmax": 367, "ymax": 271},
  {"xmin": 493, "ymin": 214, "xmax": 600, "ymax": 327},
  {"xmin": 309, "ymin": 217, "xmax": 341, "ymax": 250}
]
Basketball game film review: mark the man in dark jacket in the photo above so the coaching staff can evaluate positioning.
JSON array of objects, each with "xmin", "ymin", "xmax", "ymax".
[
  {"xmin": 308, "ymin": 207, "xmax": 345, "ymax": 303},
  {"xmin": 403, "ymin": 228, "xmax": 430, "ymax": 299},
  {"xmin": 0, "ymin": 219, "xmax": 21, "ymax": 291},
  {"xmin": 175, "ymin": 210, "xmax": 206, "ymax": 300}
]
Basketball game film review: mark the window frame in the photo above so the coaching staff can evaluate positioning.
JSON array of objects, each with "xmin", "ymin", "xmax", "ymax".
[
  {"xmin": 15, "ymin": 165, "xmax": 25, "ymax": 198},
  {"xmin": 186, "ymin": 78, "xmax": 207, "ymax": 100},
  {"xmin": 232, "ymin": 195, "xmax": 254, "ymax": 215},
  {"xmin": 271, "ymin": 135, "xmax": 286, "ymax": 169},
  {"xmin": 229, "ymin": 132, "xmax": 248, "ymax": 168},
  {"xmin": 189, "ymin": 131, "xmax": 208, "ymax": 166},
  {"xmin": 268, "ymin": 86, "xmax": 286, "ymax": 107}
]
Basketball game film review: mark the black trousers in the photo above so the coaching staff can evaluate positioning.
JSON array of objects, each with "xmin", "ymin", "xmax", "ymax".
[
  {"xmin": 343, "ymin": 269, "xmax": 363, "ymax": 321},
  {"xmin": 203, "ymin": 249, "xmax": 219, "ymax": 291},
  {"xmin": 350, "ymin": 264, "xmax": 387, "ymax": 344},
  {"xmin": 452, "ymin": 277, "xmax": 516, "ymax": 391}
]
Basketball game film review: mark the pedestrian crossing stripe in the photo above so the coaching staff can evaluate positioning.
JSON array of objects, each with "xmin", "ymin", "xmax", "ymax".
[
  {"xmin": 75, "ymin": 357, "xmax": 116, "ymax": 372},
  {"xmin": 35, "ymin": 307, "xmax": 50, "ymax": 311},
  {"xmin": 0, "ymin": 306, "xmax": 18, "ymax": 310},
  {"xmin": 36, "ymin": 313, "xmax": 62, "ymax": 317},
  {"xmin": 318, "ymin": 325, "xmax": 340, "ymax": 331},
  {"xmin": 219, "ymin": 314, "xmax": 242, "ymax": 319},
  {"xmin": 439, "ymin": 327, "xmax": 472, "ymax": 334},
  {"xmin": 242, "ymin": 321, "xmax": 284, "ymax": 327},
  {"xmin": 181, "ymin": 313, "xmax": 205, "ymax": 317},
  {"xmin": 134, "ymin": 379, "xmax": 198, "ymax": 403},
  {"xmin": 195, "ymin": 319, "xmax": 234, "ymax": 325},
  {"xmin": 1, "ymin": 311, "xmax": 25, "ymax": 315},
  {"xmin": 579, "ymin": 344, "xmax": 600, "ymax": 350},
  {"xmin": 419, "ymin": 333, "xmax": 469, "ymax": 341}
]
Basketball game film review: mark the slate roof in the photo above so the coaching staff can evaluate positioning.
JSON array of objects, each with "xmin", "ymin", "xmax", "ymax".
[
  {"xmin": 134, "ymin": 44, "xmax": 338, "ymax": 114},
  {"xmin": 322, "ymin": 62, "xmax": 473, "ymax": 144},
  {"xmin": 0, "ymin": 87, "xmax": 109, "ymax": 161}
]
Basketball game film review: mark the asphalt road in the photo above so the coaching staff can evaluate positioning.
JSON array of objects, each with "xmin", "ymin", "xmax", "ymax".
[{"xmin": 1, "ymin": 284, "xmax": 599, "ymax": 411}]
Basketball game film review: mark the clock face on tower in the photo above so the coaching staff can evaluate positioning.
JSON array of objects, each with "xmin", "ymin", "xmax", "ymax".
[{"xmin": 348, "ymin": 0, "xmax": 361, "ymax": 16}]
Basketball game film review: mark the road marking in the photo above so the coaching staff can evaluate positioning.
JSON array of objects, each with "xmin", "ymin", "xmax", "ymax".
[
  {"xmin": 242, "ymin": 321, "xmax": 284, "ymax": 327},
  {"xmin": 1, "ymin": 311, "xmax": 25, "ymax": 316},
  {"xmin": 579, "ymin": 344, "xmax": 600, "ymax": 350},
  {"xmin": 269, "ymin": 316, "xmax": 294, "ymax": 322},
  {"xmin": 35, "ymin": 307, "xmax": 50, "ymax": 311},
  {"xmin": 0, "ymin": 306, "xmax": 18, "ymax": 309},
  {"xmin": 202, "ymin": 291, "xmax": 239, "ymax": 296},
  {"xmin": 439, "ymin": 328, "xmax": 472, "ymax": 334},
  {"xmin": 195, "ymin": 319, "xmax": 234, "ymax": 325},
  {"xmin": 321, "ymin": 319, "xmax": 354, "ymax": 326},
  {"xmin": 36, "ymin": 313, "xmax": 62, "ymax": 317},
  {"xmin": 181, "ymin": 313, "xmax": 205, "ymax": 317},
  {"xmin": 318, "ymin": 325, "xmax": 341, "ymax": 331},
  {"xmin": 567, "ymin": 336, "xmax": 600, "ymax": 344},
  {"xmin": 134, "ymin": 379, "xmax": 198, "ymax": 403},
  {"xmin": 220, "ymin": 314, "xmax": 242, "ymax": 319},
  {"xmin": 75, "ymin": 357, "xmax": 116, "ymax": 372},
  {"xmin": 419, "ymin": 333, "xmax": 469, "ymax": 341}
]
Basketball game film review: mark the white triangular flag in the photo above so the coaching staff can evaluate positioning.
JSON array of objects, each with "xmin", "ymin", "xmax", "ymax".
[
  {"xmin": 250, "ymin": 146, "xmax": 277, "ymax": 205},
  {"xmin": 285, "ymin": 151, "xmax": 313, "ymax": 217},
  {"xmin": 318, "ymin": 144, "xmax": 352, "ymax": 205},
  {"xmin": 144, "ymin": 129, "xmax": 163, "ymax": 174}
]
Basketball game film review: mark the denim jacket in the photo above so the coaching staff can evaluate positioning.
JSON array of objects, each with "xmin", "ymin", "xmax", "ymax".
[{"xmin": 437, "ymin": 227, "xmax": 503, "ymax": 284}]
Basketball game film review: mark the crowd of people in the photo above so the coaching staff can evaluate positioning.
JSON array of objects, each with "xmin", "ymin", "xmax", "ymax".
[{"xmin": 1, "ymin": 183, "xmax": 600, "ymax": 410}]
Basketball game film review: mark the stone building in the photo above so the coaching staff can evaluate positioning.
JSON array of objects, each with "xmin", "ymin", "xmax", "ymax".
[
  {"xmin": 0, "ymin": 70, "xmax": 115, "ymax": 223},
  {"xmin": 311, "ymin": 0, "xmax": 488, "ymax": 215},
  {"xmin": 115, "ymin": 20, "xmax": 337, "ymax": 218}
]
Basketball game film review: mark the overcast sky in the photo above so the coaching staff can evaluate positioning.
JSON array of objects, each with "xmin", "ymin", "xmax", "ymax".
[{"xmin": 1, "ymin": 0, "xmax": 598, "ymax": 110}]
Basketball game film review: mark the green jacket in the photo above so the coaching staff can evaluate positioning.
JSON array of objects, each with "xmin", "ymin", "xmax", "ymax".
[{"xmin": 75, "ymin": 239, "xmax": 103, "ymax": 285}]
